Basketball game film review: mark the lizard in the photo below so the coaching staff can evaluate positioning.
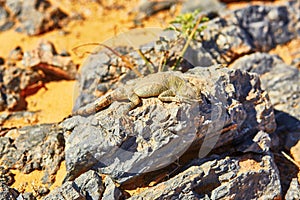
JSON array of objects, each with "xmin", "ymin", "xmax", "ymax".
[{"xmin": 73, "ymin": 71, "xmax": 203, "ymax": 116}]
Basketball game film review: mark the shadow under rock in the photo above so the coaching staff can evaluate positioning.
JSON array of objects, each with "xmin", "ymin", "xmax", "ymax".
[{"xmin": 271, "ymin": 109, "xmax": 300, "ymax": 195}]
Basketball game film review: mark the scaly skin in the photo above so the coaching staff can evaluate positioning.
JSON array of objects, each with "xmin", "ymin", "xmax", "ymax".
[{"xmin": 73, "ymin": 72, "xmax": 202, "ymax": 116}]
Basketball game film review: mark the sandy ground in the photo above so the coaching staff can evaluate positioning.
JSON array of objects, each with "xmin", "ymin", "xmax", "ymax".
[
  {"xmin": 0, "ymin": 0, "xmax": 299, "ymax": 196},
  {"xmin": 0, "ymin": 0, "xmax": 179, "ymax": 126},
  {"xmin": 1, "ymin": 0, "xmax": 182, "ymax": 195}
]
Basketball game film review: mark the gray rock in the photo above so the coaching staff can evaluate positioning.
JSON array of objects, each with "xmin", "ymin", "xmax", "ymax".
[
  {"xmin": 137, "ymin": 0, "xmax": 175, "ymax": 17},
  {"xmin": 64, "ymin": 66, "xmax": 276, "ymax": 185},
  {"xmin": 181, "ymin": 0, "xmax": 225, "ymax": 14},
  {"xmin": 0, "ymin": 111, "xmax": 37, "ymax": 126},
  {"xmin": 0, "ymin": 21, "xmax": 14, "ymax": 32},
  {"xmin": 0, "ymin": 166, "xmax": 14, "ymax": 186},
  {"xmin": 233, "ymin": 5, "xmax": 293, "ymax": 51},
  {"xmin": 43, "ymin": 181, "xmax": 85, "ymax": 200},
  {"xmin": 2, "ymin": 66, "xmax": 43, "ymax": 93},
  {"xmin": 230, "ymin": 52, "xmax": 300, "ymax": 150},
  {"xmin": 0, "ymin": 6, "xmax": 9, "ymax": 23},
  {"xmin": 74, "ymin": 170, "xmax": 105, "ymax": 200},
  {"xmin": 237, "ymin": 130, "xmax": 272, "ymax": 154},
  {"xmin": 129, "ymin": 154, "xmax": 281, "ymax": 199},
  {"xmin": 0, "ymin": 124, "xmax": 65, "ymax": 185},
  {"xmin": 0, "ymin": 65, "xmax": 43, "ymax": 111},
  {"xmin": 230, "ymin": 52, "xmax": 300, "ymax": 121},
  {"xmin": 291, "ymin": 57, "xmax": 300, "ymax": 68},
  {"xmin": 0, "ymin": 182, "xmax": 19, "ymax": 200},
  {"xmin": 5, "ymin": 0, "xmax": 22, "ymax": 16},
  {"xmin": 75, "ymin": 2, "xmax": 300, "ymax": 110},
  {"xmin": 22, "ymin": 40, "xmax": 78, "ymax": 80},
  {"xmin": 192, "ymin": 1, "xmax": 299, "ymax": 64},
  {"xmin": 186, "ymin": 17, "xmax": 254, "ymax": 66},
  {"xmin": 44, "ymin": 170, "xmax": 122, "ymax": 200},
  {"xmin": 285, "ymin": 178, "xmax": 300, "ymax": 200},
  {"xmin": 8, "ymin": 46, "xmax": 23, "ymax": 62},
  {"xmin": 0, "ymin": 0, "xmax": 69, "ymax": 35},
  {"xmin": 0, "ymin": 6, "xmax": 13, "ymax": 31},
  {"xmin": 15, "ymin": 0, "xmax": 68, "ymax": 35},
  {"xmin": 17, "ymin": 192, "xmax": 36, "ymax": 200},
  {"xmin": 230, "ymin": 49, "xmax": 300, "ymax": 196},
  {"xmin": 102, "ymin": 175, "xmax": 123, "ymax": 200},
  {"xmin": 0, "ymin": 40, "xmax": 77, "ymax": 112}
]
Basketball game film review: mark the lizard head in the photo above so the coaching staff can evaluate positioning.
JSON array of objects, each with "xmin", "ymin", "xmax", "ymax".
[{"xmin": 168, "ymin": 75, "xmax": 200, "ymax": 100}]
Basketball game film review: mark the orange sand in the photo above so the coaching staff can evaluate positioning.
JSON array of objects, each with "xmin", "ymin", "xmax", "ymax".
[{"xmin": 2, "ymin": 0, "xmax": 181, "ymax": 195}]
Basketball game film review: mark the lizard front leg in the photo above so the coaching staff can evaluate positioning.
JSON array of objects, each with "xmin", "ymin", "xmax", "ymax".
[
  {"xmin": 126, "ymin": 92, "xmax": 142, "ymax": 111},
  {"xmin": 158, "ymin": 89, "xmax": 200, "ymax": 104},
  {"xmin": 157, "ymin": 89, "xmax": 180, "ymax": 102}
]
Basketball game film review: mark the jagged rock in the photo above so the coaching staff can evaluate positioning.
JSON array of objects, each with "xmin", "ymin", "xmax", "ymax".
[
  {"xmin": 5, "ymin": 0, "xmax": 22, "ymax": 17},
  {"xmin": 186, "ymin": 0, "xmax": 299, "ymax": 66},
  {"xmin": 230, "ymin": 52, "xmax": 300, "ymax": 121},
  {"xmin": 133, "ymin": 0, "xmax": 176, "ymax": 23},
  {"xmin": 0, "ymin": 111, "xmax": 37, "ymax": 126},
  {"xmin": 43, "ymin": 181, "xmax": 85, "ymax": 200},
  {"xmin": 102, "ymin": 175, "xmax": 123, "ymax": 200},
  {"xmin": 22, "ymin": 40, "xmax": 78, "ymax": 80},
  {"xmin": 0, "ymin": 124, "xmax": 65, "ymax": 184},
  {"xmin": 230, "ymin": 50, "xmax": 300, "ymax": 195},
  {"xmin": 74, "ymin": 2, "xmax": 299, "ymax": 110},
  {"xmin": 230, "ymin": 52, "xmax": 300, "ymax": 152},
  {"xmin": 285, "ymin": 178, "xmax": 300, "ymax": 200},
  {"xmin": 137, "ymin": 0, "xmax": 175, "ymax": 17},
  {"xmin": 233, "ymin": 4, "xmax": 296, "ymax": 51},
  {"xmin": 3, "ymin": 66, "xmax": 44, "ymax": 93},
  {"xmin": 17, "ymin": 192, "xmax": 36, "ymax": 200},
  {"xmin": 74, "ymin": 170, "xmax": 105, "ymax": 199},
  {"xmin": 0, "ymin": 41, "xmax": 77, "ymax": 112},
  {"xmin": 0, "ymin": 6, "xmax": 9, "ymax": 25},
  {"xmin": 0, "ymin": 182, "xmax": 19, "ymax": 200},
  {"xmin": 129, "ymin": 153, "xmax": 281, "ymax": 199},
  {"xmin": 0, "ymin": 166, "xmax": 14, "ymax": 185},
  {"xmin": 8, "ymin": 46, "xmax": 23, "ymax": 62},
  {"xmin": 0, "ymin": 5, "xmax": 14, "ymax": 31},
  {"xmin": 15, "ymin": 0, "xmax": 68, "ymax": 35},
  {"xmin": 44, "ymin": 170, "xmax": 122, "ymax": 200},
  {"xmin": 0, "ymin": 0, "xmax": 69, "ymax": 35},
  {"xmin": 73, "ymin": 34, "xmax": 190, "ymax": 110},
  {"xmin": 5, "ymin": 0, "xmax": 22, "ymax": 16},
  {"xmin": 291, "ymin": 57, "xmax": 300, "ymax": 68},
  {"xmin": 181, "ymin": 0, "xmax": 225, "ymax": 14},
  {"xmin": 63, "ymin": 65, "xmax": 275, "ymax": 186}
]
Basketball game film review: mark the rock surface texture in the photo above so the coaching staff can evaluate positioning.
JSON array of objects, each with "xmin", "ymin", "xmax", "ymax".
[
  {"xmin": 59, "ymin": 1, "xmax": 299, "ymax": 199},
  {"xmin": 231, "ymin": 52, "xmax": 300, "ymax": 193},
  {"xmin": 0, "ymin": 124, "xmax": 65, "ymax": 185},
  {"xmin": 74, "ymin": 0, "xmax": 299, "ymax": 112},
  {"xmin": 0, "ymin": 0, "xmax": 69, "ymax": 35},
  {"xmin": 64, "ymin": 65, "xmax": 276, "ymax": 185},
  {"xmin": 0, "ymin": 40, "xmax": 77, "ymax": 112}
]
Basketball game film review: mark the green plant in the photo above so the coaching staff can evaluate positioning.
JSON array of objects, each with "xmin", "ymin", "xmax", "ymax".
[
  {"xmin": 166, "ymin": 10, "xmax": 209, "ymax": 39},
  {"xmin": 166, "ymin": 10, "xmax": 209, "ymax": 69}
]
